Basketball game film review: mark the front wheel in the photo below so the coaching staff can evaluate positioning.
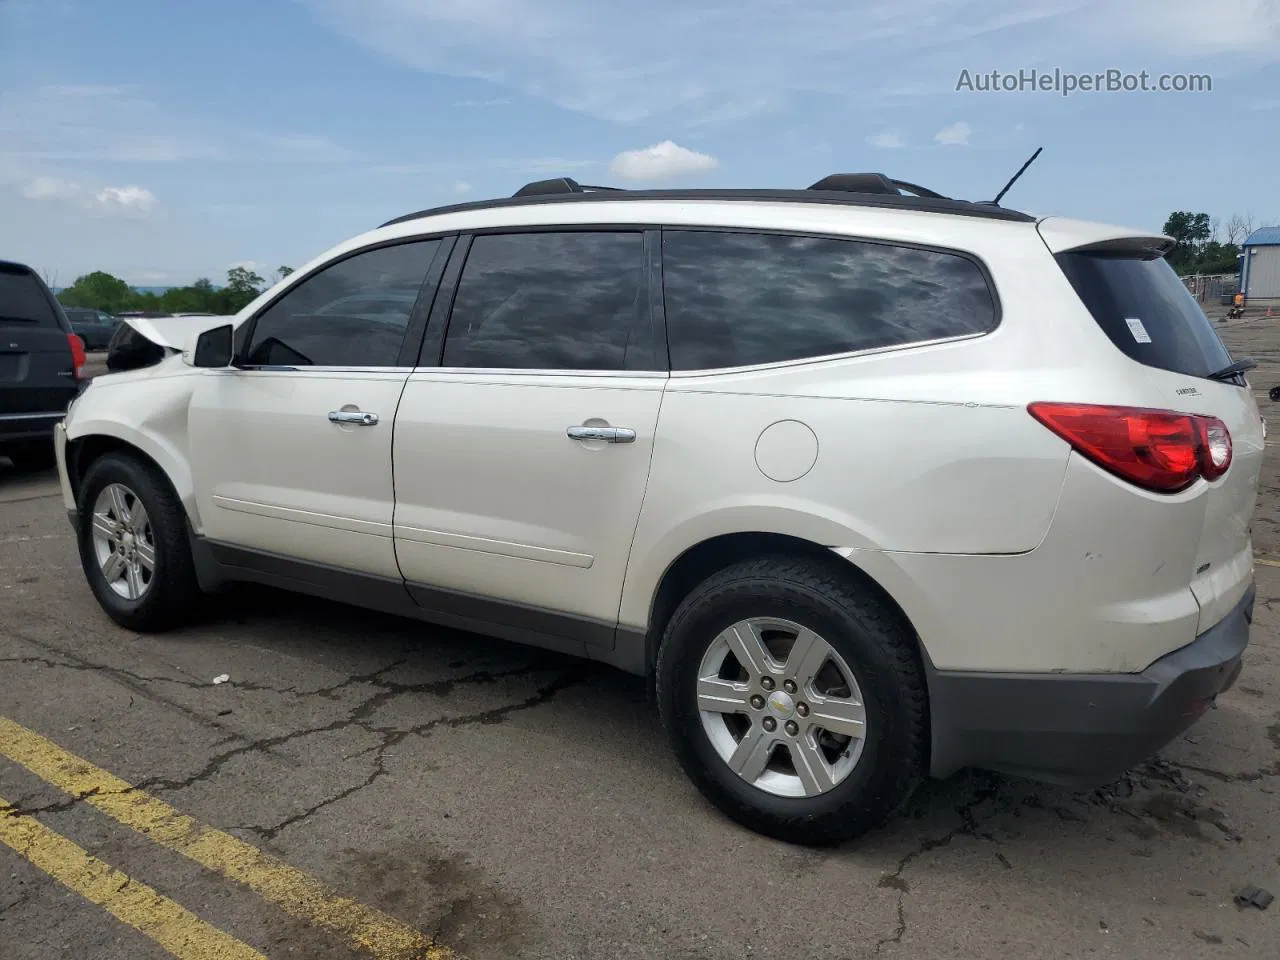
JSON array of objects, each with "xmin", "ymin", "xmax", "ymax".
[
  {"xmin": 77, "ymin": 452, "xmax": 203, "ymax": 631},
  {"xmin": 656, "ymin": 555, "xmax": 927, "ymax": 845}
]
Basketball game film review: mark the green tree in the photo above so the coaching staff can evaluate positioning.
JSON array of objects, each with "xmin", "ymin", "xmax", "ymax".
[
  {"xmin": 58, "ymin": 271, "xmax": 134, "ymax": 313},
  {"xmin": 219, "ymin": 266, "xmax": 265, "ymax": 313},
  {"xmin": 160, "ymin": 279, "xmax": 219, "ymax": 314},
  {"xmin": 278, "ymin": 265, "xmax": 294, "ymax": 279},
  {"xmin": 1163, "ymin": 211, "xmax": 1212, "ymax": 273}
]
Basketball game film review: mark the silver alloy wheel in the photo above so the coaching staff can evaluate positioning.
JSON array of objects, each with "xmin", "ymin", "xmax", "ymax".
[
  {"xmin": 697, "ymin": 617, "xmax": 867, "ymax": 798},
  {"xmin": 89, "ymin": 482, "xmax": 155, "ymax": 601}
]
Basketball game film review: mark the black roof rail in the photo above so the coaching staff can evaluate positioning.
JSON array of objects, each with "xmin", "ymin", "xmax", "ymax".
[
  {"xmin": 380, "ymin": 181, "xmax": 1035, "ymax": 229},
  {"xmin": 512, "ymin": 177, "xmax": 626, "ymax": 198},
  {"xmin": 807, "ymin": 173, "xmax": 948, "ymax": 200}
]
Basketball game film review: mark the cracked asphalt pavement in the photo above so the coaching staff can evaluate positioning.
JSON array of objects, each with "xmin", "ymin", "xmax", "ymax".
[{"xmin": 3, "ymin": 324, "xmax": 1280, "ymax": 959}]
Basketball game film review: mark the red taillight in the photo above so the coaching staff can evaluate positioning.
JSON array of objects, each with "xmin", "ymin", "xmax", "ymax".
[
  {"xmin": 1028, "ymin": 402, "xmax": 1232, "ymax": 493},
  {"xmin": 67, "ymin": 333, "xmax": 86, "ymax": 380}
]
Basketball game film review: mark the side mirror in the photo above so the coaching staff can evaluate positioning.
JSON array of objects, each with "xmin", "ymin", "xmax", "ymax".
[{"xmin": 187, "ymin": 324, "xmax": 234, "ymax": 368}]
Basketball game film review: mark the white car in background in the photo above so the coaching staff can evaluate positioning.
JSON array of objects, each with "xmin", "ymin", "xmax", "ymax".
[{"xmin": 53, "ymin": 174, "xmax": 1263, "ymax": 844}]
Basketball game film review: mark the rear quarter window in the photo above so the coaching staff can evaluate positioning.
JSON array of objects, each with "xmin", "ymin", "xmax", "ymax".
[
  {"xmin": 1055, "ymin": 252, "xmax": 1232, "ymax": 380},
  {"xmin": 0, "ymin": 266, "xmax": 60, "ymax": 327},
  {"xmin": 661, "ymin": 230, "xmax": 998, "ymax": 371}
]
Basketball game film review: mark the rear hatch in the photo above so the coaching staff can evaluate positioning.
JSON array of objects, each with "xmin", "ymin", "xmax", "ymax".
[
  {"xmin": 0, "ymin": 263, "xmax": 80, "ymax": 415},
  {"xmin": 1043, "ymin": 221, "xmax": 1263, "ymax": 632}
]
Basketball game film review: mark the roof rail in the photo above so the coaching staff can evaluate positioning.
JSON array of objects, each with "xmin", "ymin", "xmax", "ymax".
[
  {"xmin": 807, "ymin": 173, "xmax": 948, "ymax": 200},
  {"xmin": 512, "ymin": 177, "xmax": 625, "ymax": 198},
  {"xmin": 380, "ymin": 179, "xmax": 1037, "ymax": 229}
]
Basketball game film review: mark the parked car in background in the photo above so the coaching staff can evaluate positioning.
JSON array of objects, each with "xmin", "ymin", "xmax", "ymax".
[
  {"xmin": 1, "ymin": 259, "xmax": 85, "ymax": 468},
  {"xmin": 63, "ymin": 308, "xmax": 119, "ymax": 350},
  {"xmin": 53, "ymin": 173, "xmax": 1263, "ymax": 843}
]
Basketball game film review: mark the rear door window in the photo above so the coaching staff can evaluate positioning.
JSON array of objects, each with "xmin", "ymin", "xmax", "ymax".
[
  {"xmin": 1055, "ymin": 252, "xmax": 1232, "ymax": 379},
  {"xmin": 0, "ymin": 266, "xmax": 60, "ymax": 327},
  {"xmin": 661, "ymin": 230, "xmax": 998, "ymax": 371}
]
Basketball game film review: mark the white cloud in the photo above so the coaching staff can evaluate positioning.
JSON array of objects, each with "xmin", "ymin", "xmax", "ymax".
[
  {"xmin": 20, "ymin": 176, "xmax": 156, "ymax": 216},
  {"xmin": 453, "ymin": 180, "xmax": 472, "ymax": 194},
  {"xmin": 301, "ymin": 0, "xmax": 1280, "ymax": 123},
  {"xmin": 934, "ymin": 121, "xmax": 972, "ymax": 146},
  {"xmin": 453, "ymin": 97, "xmax": 514, "ymax": 107},
  {"xmin": 229, "ymin": 260, "xmax": 261, "ymax": 272},
  {"xmin": 610, "ymin": 140, "xmax": 718, "ymax": 182},
  {"xmin": 867, "ymin": 130, "xmax": 906, "ymax": 149},
  {"xmin": 92, "ymin": 185, "xmax": 156, "ymax": 214}
]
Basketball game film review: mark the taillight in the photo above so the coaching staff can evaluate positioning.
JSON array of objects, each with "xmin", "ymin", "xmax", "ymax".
[
  {"xmin": 1198, "ymin": 417, "xmax": 1232, "ymax": 481},
  {"xmin": 67, "ymin": 333, "xmax": 86, "ymax": 380},
  {"xmin": 1028, "ymin": 402, "xmax": 1232, "ymax": 493}
]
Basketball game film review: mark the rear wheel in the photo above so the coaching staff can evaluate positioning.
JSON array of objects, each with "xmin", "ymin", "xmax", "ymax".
[
  {"xmin": 77, "ymin": 453, "xmax": 202, "ymax": 631},
  {"xmin": 657, "ymin": 555, "xmax": 927, "ymax": 845}
]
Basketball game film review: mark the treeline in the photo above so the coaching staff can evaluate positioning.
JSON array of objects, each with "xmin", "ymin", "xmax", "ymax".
[
  {"xmin": 1163, "ymin": 211, "xmax": 1264, "ymax": 276},
  {"xmin": 57, "ymin": 265, "xmax": 293, "ymax": 315}
]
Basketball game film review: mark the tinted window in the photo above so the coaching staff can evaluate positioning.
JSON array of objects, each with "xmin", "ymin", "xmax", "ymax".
[
  {"xmin": 662, "ymin": 231, "xmax": 997, "ymax": 370},
  {"xmin": 245, "ymin": 240, "xmax": 439, "ymax": 367},
  {"xmin": 0, "ymin": 267, "xmax": 59, "ymax": 327},
  {"xmin": 443, "ymin": 232, "xmax": 648, "ymax": 370},
  {"xmin": 1056, "ymin": 252, "xmax": 1232, "ymax": 380}
]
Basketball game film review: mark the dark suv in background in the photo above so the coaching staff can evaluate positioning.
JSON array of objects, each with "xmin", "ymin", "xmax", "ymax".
[
  {"xmin": 0, "ymin": 260, "xmax": 86, "ymax": 469},
  {"xmin": 63, "ymin": 308, "xmax": 119, "ymax": 350}
]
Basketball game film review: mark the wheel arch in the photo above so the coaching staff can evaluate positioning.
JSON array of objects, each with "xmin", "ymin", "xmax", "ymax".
[
  {"xmin": 66, "ymin": 425, "xmax": 199, "ymax": 529},
  {"xmin": 640, "ymin": 531, "xmax": 927, "ymax": 677}
]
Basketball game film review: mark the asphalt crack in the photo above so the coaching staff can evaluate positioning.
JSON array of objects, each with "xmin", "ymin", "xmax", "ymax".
[
  {"xmin": 873, "ymin": 775, "xmax": 1006, "ymax": 956},
  {"xmin": 139, "ymin": 659, "xmax": 580, "ymax": 803},
  {"xmin": 250, "ymin": 665, "xmax": 585, "ymax": 840}
]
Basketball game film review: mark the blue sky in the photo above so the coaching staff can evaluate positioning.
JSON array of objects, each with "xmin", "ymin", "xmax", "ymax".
[{"xmin": 1, "ymin": 0, "xmax": 1277, "ymax": 286}]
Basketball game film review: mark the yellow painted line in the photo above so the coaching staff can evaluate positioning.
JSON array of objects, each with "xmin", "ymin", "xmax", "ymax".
[
  {"xmin": 1255, "ymin": 556, "xmax": 1280, "ymax": 568},
  {"xmin": 0, "ymin": 718, "xmax": 456, "ymax": 960},
  {"xmin": 0, "ymin": 796, "xmax": 266, "ymax": 960}
]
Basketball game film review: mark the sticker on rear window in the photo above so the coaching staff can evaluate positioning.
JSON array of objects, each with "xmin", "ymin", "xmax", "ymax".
[{"xmin": 1124, "ymin": 317, "xmax": 1153, "ymax": 344}]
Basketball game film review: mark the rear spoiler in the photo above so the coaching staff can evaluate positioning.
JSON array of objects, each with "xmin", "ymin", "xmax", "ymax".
[{"xmin": 1037, "ymin": 216, "xmax": 1175, "ymax": 259}]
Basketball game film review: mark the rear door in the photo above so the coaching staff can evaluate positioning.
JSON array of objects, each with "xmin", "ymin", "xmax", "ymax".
[
  {"xmin": 0, "ymin": 263, "xmax": 78, "ymax": 417},
  {"xmin": 1050, "ymin": 234, "xmax": 1264, "ymax": 632}
]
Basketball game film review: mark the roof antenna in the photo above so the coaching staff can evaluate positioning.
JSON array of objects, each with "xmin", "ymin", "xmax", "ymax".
[{"xmin": 991, "ymin": 146, "xmax": 1043, "ymax": 206}]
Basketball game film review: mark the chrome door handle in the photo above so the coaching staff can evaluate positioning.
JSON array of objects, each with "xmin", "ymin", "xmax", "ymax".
[
  {"xmin": 328, "ymin": 410, "xmax": 379, "ymax": 426},
  {"xmin": 567, "ymin": 425, "xmax": 636, "ymax": 444}
]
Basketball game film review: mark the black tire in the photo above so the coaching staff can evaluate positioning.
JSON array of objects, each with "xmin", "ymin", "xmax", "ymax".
[
  {"xmin": 76, "ymin": 452, "xmax": 203, "ymax": 631},
  {"xmin": 656, "ymin": 555, "xmax": 927, "ymax": 845}
]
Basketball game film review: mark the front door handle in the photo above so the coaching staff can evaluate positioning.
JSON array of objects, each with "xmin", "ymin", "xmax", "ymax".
[
  {"xmin": 329, "ymin": 409, "xmax": 379, "ymax": 426},
  {"xmin": 567, "ymin": 425, "xmax": 636, "ymax": 444}
]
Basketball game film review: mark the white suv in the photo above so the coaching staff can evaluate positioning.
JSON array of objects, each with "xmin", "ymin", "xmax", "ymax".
[{"xmin": 54, "ymin": 174, "xmax": 1263, "ymax": 844}]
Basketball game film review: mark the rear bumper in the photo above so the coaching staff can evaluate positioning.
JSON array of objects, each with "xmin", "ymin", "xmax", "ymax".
[
  {"xmin": 0, "ymin": 411, "xmax": 66, "ymax": 443},
  {"xmin": 926, "ymin": 582, "xmax": 1255, "ymax": 787}
]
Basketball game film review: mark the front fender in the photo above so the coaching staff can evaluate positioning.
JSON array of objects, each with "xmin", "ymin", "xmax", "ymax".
[{"xmin": 64, "ymin": 374, "xmax": 202, "ymax": 530}]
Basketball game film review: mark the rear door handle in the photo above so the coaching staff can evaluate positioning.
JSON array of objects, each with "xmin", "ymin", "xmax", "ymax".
[
  {"xmin": 567, "ymin": 425, "xmax": 636, "ymax": 444},
  {"xmin": 329, "ymin": 410, "xmax": 379, "ymax": 426}
]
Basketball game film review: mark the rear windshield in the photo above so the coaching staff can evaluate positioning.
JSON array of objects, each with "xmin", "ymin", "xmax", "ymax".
[
  {"xmin": 0, "ymin": 266, "xmax": 60, "ymax": 327},
  {"xmin": 1055, "ymin": 252, "xmax": 1232, "ymax": 379}
]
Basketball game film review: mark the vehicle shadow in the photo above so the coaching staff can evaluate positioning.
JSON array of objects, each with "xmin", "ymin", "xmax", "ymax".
[{"xmin": 195, "ymin": 583, "xmax": 1275, "ymax": 873}]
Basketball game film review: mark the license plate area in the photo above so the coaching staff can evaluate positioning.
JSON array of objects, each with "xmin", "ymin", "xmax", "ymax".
[{"xmin": 0, "ymin": 353, "xmax": 26, "ymax": 382}]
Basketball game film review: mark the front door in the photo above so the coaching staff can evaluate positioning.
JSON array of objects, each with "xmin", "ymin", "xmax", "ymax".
[
  {"xmin": 393, "ymin": 230, "xmax": 666, "ymax": 639},
  {"xmin": 188, "ymin": 237, "xmax": 447, "ymax": 580}
]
